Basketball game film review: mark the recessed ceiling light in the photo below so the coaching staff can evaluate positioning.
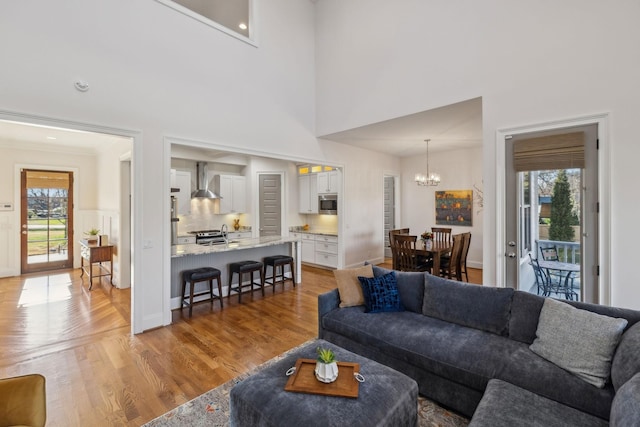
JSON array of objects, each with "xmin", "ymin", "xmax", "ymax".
[
  {"xmin": 238, "ymin": 22, "xmax": 247, "ymax": 30},
  {"xmin": 46, "ymin": 136, "xmax": 57, "ymax": 140}
]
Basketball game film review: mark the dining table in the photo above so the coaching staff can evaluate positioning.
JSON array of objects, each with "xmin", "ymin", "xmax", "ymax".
[
  {"xmin": 537, "ymin": 260, "xmax": 580, "ymax": 300},
  {"xmin": 415, "ymin": 240, "xmax": 453, "ymax": 276}
]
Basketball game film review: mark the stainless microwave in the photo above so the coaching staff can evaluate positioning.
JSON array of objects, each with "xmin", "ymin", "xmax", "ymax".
[{"xmin": 318, "ymin": 194, "xmax": 338, "ymax": 215}]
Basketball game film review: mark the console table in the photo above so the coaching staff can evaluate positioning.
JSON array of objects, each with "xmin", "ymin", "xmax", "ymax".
[{"xmin": 79, "ymin": 240, "xmax": 113, "ymax": 290}]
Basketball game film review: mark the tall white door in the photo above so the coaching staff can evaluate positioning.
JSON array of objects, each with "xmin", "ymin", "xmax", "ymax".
[{"xmin": 505, "ymin": 124, "xmax": 598, "ymax": 303}]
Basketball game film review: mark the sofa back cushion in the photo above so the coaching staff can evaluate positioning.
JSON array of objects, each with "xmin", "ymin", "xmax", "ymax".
[
  {"xmin": 610, "ymin": 372, "xmax": 640, "ymax": 426},
  {"xmin": 509, "ymin": 291, "xmax": 545, "ymax": 344},
  {"xmin": 422, "ymin": 274, "xmax": 514, "ymax": 336},
  {"xmin": 372, "ymin": 265, "xmax": 424, "ymax": 313},
  {"xmin": 611, "ymin": 321, "xmax": 640, "ymax": 391}
]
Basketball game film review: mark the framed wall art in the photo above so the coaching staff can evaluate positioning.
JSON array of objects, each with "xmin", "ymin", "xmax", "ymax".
[{"xmin": 435, "ymin": 189, "xmax": 473, "ymax": 226}]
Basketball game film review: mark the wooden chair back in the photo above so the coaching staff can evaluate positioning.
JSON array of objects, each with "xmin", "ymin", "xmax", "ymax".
[
  {"xmin": 441, "ymin": 233, "xmax": 464, "ymax": 280},
  {"xmin": 389, "ymin": 228, "xmax": 409, "ymax": 269},
  {"xmin": 431, "ymin": 227, "xmax": 452, "ymax": 243},
  {"xmin": 393, "ymin": 235, "xmax": 429, "ymax": 272},
  {"xmin": 459, "ymin": 232, "xmax": 472, "ymax": 282}
]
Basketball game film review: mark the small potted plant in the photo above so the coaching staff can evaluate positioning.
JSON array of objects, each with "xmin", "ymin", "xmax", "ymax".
[
  {"xmin": 315, "ymin": 347, "xmax": 339, "ymax": 383},
  {"xmin": 84, "ymin": 228, "xmax": 100, "ymax": 243},
  {"xmin": 421, "ymin": 231, "xmax": 433, "ymax": 250}
]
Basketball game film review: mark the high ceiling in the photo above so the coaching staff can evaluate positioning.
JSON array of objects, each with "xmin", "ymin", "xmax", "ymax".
[{"xmin": 319, "ymin": 97, "xmax": 483, "ymax": 158}]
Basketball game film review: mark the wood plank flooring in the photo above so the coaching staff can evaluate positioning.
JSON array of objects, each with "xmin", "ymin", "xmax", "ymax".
[{"xmin": 0, "ymin": 262, "xmax": 482, "ymax": 426}]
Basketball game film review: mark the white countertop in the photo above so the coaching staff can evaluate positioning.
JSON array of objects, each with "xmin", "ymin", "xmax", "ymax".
[
  {"xmin": 171, "ymin": 235, "xmax": 300, "ymax": 258},
  {"xmin": 290, "ymin": 230, "xmax": 338, "ymax": 237}
]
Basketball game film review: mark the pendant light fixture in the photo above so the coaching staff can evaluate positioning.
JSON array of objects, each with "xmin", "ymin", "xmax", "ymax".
[{"xmin": 415, "ymin": 139, "xmax": 440, "ymax": 186}]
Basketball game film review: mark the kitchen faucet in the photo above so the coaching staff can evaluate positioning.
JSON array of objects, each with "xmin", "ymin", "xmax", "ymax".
[{"xmin": 221, "ymin": 223, "xmax": 228, "ymax": 244}]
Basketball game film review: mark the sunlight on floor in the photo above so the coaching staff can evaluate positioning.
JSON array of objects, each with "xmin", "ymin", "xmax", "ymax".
[{"xmin": 18, "ymin": 273, "xmax": 73, "ymax": 307}]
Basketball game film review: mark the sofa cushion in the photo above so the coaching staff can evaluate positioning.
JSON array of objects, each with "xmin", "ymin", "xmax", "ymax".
[
  {"xmin": 469, "ymin": 379, "xmax": 608, "ymax": 427},
  {"xmin": 372, "ymin": 265, "xmax": 424, "ymax": 313},
  {"xmin": 358, "ymin": 272, "xmax": 404, "ymax": 313},
  {"xmin": 508, "ymin": 291, "xmax": 545, "ymax": 344},
  {"xmin": 611, "ymin": 321, "xmax": 640, "ymax": 391},
  {"xmin": 334, "ymin": 264, "xmax": 373, "ymax": 308},
  {"xmin": 610, "ymin": 372, "xmax": 640, "ymax": 427},
  {"xmin": 422, "ymin": 274, "xmax": 514, "ymax": 336},
  {"xmin": 530, "ymin": 298, "xmax": 628, "ymax": 388}
]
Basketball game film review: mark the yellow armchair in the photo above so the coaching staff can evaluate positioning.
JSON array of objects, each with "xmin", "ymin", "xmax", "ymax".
[{"xmin": 0, "ymin": 374, "xmax": 46, "ymax": 427}]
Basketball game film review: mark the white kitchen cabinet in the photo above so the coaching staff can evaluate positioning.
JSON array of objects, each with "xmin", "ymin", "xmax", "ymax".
[
  {"xmin": 298, "ymin": 174, "xmax": 318, "ymax": 214},
  {"xmin": 214, "ymin": 175, "xmax": 247, "ymax": 214},
  {"xmin": 171, "ymin": 169, "xmax": 192, "ymax": 215},
  {"xmin": 227, "ymin": 231, "xmax": 252, "ymax": 240},
  {"xmin": 176, "ymin": 235, "xmax": 196, "ymax": 244},
  {"xmin": 314, "ymin": 234, "xmax": 338, "ymax": 268},
  {"xmin": 292, "ymin": 232, "xmax": 316, "ymax": 263},
  {"xmin": 317, "ymin": 171, "xmax": 341, "ymax": 194}
]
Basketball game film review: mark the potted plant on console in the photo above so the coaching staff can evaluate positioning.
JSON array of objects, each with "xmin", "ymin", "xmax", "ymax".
[
  {"xmin": 84, "ymin": 228, "xmax": 100, "ymax": 244},
  {"xmin": 315, "ymin": 347, "xmax": 339, "ymax": 383}
]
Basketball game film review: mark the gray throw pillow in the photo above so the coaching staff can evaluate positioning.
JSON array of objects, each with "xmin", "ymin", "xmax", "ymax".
[{"xmin": 530, "ymin": 298, "xmax": 628, "ymax": 388}]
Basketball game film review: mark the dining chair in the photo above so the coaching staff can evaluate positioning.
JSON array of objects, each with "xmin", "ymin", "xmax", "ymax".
[
  {"xmin": 389, "ymin": 228, "xmax": 410, "ymax": 270},
  {"xmin": 459, "ymin": 232, "xmax": 472, "ymax": 282},
  {"xmin": 431, "ymin": 227, "xmax": 452, "ymax": 243},
  {"xmin": 393, "ymin": 235, "xmax": 432, "ymax": 272},
  {"xmin": 438, "ymin": 233, "xmax": 464, "ymax": 280},
  {"xmin": 528, "ymin": 254, "xmax": 549, "ymax": 296},
  {"xmin": 539, "ymin": 245, "xmax": 564, "ymax": 285}
]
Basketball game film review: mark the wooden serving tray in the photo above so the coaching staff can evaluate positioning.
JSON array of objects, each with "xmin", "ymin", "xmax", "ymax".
[{"xmin": 284, "ymin": 358, "xmax": 360, "ymax": 398}]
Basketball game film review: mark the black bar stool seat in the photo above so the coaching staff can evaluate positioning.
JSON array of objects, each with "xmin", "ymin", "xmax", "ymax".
[
  {"xmin": 228, "ymin": 260, "xmax": 265, "ymax": 303},
  {"xmin": 181, "ymin": 267, "xmax": 223, "ymax": 317},
  {"xmin": 263, "ymin": 255, "xmax": 296, "ymax": 293}
]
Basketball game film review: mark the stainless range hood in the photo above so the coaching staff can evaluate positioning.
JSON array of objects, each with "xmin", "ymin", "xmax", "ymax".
[{"xmin": 191, "ymin": 162, "xmax": 221, "ymax": 199}]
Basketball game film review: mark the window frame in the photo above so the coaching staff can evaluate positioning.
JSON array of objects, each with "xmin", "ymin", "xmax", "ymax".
[{"xmin": 155, "ymin": 0, "xmax": 258, "ymax": 47}]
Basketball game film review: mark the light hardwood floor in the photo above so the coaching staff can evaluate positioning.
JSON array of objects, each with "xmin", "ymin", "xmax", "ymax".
[{"xmin": 0, "ymin": 262, "xmax": 482, "ymax": 426}]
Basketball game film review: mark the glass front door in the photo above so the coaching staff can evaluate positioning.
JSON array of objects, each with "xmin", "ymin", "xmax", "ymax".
[{"xmin": 21, "ymin": 169, "xmax": 74, "ymax": 273}]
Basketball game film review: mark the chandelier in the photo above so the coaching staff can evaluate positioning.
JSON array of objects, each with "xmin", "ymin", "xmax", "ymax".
[{"xmin": 415, "ymin": 139, "xmax": 440, "ymax": 186}]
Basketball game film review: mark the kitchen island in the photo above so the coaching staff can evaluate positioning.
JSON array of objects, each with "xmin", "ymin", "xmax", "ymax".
[{"xmin": 170, "ymin": 236, "xmax": 301, "ymax": 309}]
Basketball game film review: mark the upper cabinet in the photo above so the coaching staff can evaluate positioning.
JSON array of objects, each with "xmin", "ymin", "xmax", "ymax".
[
  {"xmin": 317, "ymin": 170, "xmax": 341, "ymax": 194},
  {"xmin": 299, "ymin": 174, "xmax": 318, "ymax": 214},
  {"xmin": 170, "ymin": 169, "xmax": 191, "ymax": 215},
  {"xmin": 213, "ymin": 174, "xmax": 247, "ymax": 214}
]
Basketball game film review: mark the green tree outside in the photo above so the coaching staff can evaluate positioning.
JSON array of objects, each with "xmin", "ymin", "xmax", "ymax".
[{"xmin": 549, "ymin": 170, "xmax": 577, "ymax": 241}]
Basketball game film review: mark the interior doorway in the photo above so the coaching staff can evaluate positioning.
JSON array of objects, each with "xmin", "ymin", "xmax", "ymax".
[
  {"xmin": 383, "ymin": 175, "xmax": 397, "ymax": 258},
  {"xmin": 20, "ymin": 169, "xmax": 74, "ymax": 273},
  {"xmin": 259, "ymin": 173, "xmax": 282, "ymax": 236}
]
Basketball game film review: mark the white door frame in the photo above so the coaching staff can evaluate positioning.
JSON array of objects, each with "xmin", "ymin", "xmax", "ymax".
[
  {"xmin": 495, "ymin": 113, "xmax": 610, "ymax": 305},
  {"xmin": 0, "ymin": 109, "xmax": 143, "ymax": 333}
]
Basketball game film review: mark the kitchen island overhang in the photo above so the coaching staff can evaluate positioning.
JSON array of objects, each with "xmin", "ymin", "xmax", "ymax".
[{"xmin": 170, "ymin": 236, "xmax": 301, "ymax": 310}]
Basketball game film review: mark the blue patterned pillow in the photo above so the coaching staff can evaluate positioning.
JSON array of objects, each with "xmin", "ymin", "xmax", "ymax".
[{"xmin": 358, "ymin": 271, "xmax": 405, "ymax": 313}]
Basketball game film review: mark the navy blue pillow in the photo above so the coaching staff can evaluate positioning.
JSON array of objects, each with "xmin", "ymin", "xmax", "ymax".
[{"xmin": 358, "ymin": 271, "xmax": 405, "ymax": 313}]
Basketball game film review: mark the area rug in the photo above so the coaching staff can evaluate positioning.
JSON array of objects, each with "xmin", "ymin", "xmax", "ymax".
[{"xmin": 143, "ymin": 341, "xmax": 469, "ymax": 427}]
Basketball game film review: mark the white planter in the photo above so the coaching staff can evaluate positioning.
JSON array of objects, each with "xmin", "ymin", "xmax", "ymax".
[{"xmin": 315, "ymin": 361, "xmax": 339, "ymax": 383}]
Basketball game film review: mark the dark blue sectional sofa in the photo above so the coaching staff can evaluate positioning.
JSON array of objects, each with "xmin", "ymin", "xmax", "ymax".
[{"xmin": 318, "ymin": 265, "xmax": 640, "ymax": 426}]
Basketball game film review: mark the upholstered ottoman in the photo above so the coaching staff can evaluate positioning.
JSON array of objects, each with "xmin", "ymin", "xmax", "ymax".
[{"xmin": 230, "ymin": 339, "xmax": 418, "ymax": 427}]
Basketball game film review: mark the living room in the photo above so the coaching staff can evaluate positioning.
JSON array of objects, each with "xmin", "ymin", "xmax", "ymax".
[{"xmin": 1, "ymin": 0, "xmax": 639, "ymax": 425}]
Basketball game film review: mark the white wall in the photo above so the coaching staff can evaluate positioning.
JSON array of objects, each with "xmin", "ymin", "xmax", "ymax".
[
  {"xmin": 319, "ymin": 139, "xmax": 401, "ymax": 268},
  {"xmin": 315, "ymin": 0, "xmax": 640, "ymax": 309},
  {"xmin": 401, "ymin": 147, "xmax": 483, "ymax": 269}
]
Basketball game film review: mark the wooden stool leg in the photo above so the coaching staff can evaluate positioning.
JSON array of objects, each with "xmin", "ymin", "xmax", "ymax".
[
  {"xmin": 228, "ymin": 271, "xmax": 234, "ymax": 298},
  {"xmin": 238, "ymin": 272, "xmax": 243, "ymax": 303},
  {"xmin": 208, "ymin": 279, "xmax": 214, "ymax": 307},
  {"xmin": 259, "ymin": 268, "xmax": 265, "ymax": 296},
  {"xmin": 181, "ymin": 278, "xmax": 187, "ymax": 308},
  {"xmin": 189, "ymin": 281, "xmax": 195, "ymax": 317},
  {"xmin": 216, "ymin": 275, "xmax": 223, "ymax": 308}
]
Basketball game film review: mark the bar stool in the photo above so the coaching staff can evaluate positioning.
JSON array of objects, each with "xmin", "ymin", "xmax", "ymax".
[
  {"xmin": 263, "ymin": 255, "xmax": 296, "ymax": 293},
  {"xmin": 181, "ymin": 267, "xmax": 223, "ymax": 317},
  {"xmin": 228, "ymin": 260, "xmax": 265, "ymax": 303}
]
